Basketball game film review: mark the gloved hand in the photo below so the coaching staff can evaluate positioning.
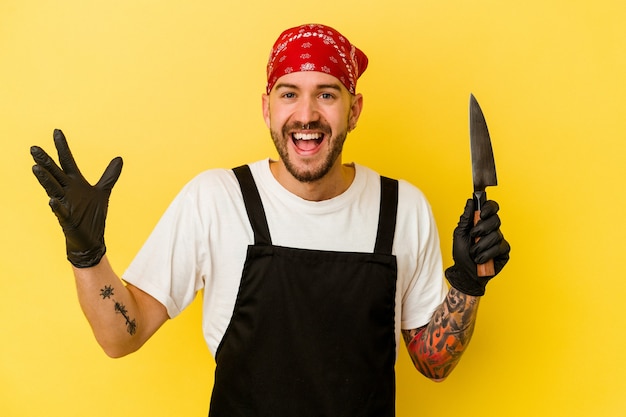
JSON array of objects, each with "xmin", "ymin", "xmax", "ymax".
[
  {"xmin": 445, "ymin": 198, "xmax": 510, "ymax": 296},
  {"xmin": 31, "ymin": 129, "xmax": 123, "ymax": 268}
]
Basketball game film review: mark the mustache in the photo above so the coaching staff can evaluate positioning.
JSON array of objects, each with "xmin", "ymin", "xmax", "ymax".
[{"xmin": 283, "ymin": 121, "xmax": 331, "ymax": 135}]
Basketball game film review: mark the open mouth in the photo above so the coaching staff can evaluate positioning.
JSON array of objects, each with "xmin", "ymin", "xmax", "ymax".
[{"xmin": 292, "ymin": 132, "xmax": 324, "ymax": 152}]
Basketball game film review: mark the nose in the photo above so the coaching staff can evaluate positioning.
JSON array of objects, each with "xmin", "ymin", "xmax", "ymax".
[{"xmin": 294, "ymin": 96, "xmax": 320, "ymax": 127}]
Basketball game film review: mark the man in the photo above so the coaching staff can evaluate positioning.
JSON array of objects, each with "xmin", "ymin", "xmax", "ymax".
[{"xmin": 31, "ymin": 23, "xmax": 510, "ymax": 416}]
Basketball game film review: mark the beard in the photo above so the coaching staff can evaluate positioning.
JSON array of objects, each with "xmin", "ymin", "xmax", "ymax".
[{"xmin": 270, "ymin": 121, "xmax": 348, "ymax": 183}]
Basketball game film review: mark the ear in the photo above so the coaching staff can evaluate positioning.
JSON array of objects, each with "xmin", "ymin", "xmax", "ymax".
[
  {"xmin": 348, "ymin": 93, "xmax": 363, "ymax": 132},
  {"xmin": 262, "ymin": 93, "xmax": 271, "ymax": 128}
]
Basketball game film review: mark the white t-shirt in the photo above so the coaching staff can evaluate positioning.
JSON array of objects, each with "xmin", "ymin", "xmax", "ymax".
[{"xmin": 123, "ymin": 159, "xmax": 448, "ymax": 356}]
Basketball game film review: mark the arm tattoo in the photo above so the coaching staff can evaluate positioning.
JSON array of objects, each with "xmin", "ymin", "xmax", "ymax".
[
  {"xmin": 402, "ymin": 288, "xmax": 479, "ymax": 380},
  {"xmin": 100, "ymin": 285, "xmax": 114, "ymax": 299},
  {"xmin": 99, "ymin": 285, "xmax": 137, "ymax": 335}
]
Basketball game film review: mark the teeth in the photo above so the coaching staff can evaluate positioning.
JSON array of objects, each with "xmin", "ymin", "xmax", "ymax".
[{"xmin": 293, "ymin": 133, "xmax": 322, "ymax": 140}]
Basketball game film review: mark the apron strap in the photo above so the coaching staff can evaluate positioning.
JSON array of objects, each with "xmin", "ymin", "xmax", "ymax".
[
  {"xmin": 233, "ymin": 165, "xmax": 272, "ymax": 246},
  {"xmin": 233, "ymin": 165, "xmax": 398, "ymax": 253},
  {"xmin": 374, "ymin": 176, "xmax": 399, "ymax": 255}
]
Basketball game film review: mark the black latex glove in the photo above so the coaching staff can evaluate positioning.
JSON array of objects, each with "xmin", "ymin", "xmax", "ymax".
[
  {"xmin": 445, "ymin": 198, "xmax": 510, "ymax": 296},
  {"xmin": 31, "ymin": 129, "xmax": 123, "ymax": 268}
]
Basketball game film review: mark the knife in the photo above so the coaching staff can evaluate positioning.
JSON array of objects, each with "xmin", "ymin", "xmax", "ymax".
[{"xmin": 469, "ymin": 93, "xmax": 498, "ymax": 277}]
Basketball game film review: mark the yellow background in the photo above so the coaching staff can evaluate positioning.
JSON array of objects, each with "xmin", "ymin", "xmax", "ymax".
[{"xmin": 2, "ymin": 0, "xmax": 625, "ymax": 416}]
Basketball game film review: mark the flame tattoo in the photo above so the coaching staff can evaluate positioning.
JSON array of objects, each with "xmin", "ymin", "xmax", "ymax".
[{"xmin": 402, "ymin": 288, "xmax": 480, "ymax": 380}]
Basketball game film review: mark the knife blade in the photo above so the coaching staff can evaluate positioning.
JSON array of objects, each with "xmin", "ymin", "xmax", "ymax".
[{"xmin": 469, "ymin": 93, "xmax": 498, "ymax": 277}]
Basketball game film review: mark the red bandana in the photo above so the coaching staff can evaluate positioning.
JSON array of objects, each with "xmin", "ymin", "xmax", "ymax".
[{"xmin": 266, "ymin": 24, "xmax": 368, "ymax": 95}]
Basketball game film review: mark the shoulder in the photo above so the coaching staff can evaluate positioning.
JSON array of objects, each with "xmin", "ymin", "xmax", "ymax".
[
  {"xmin": 158, "ymin": 167, "xmax": 246, "ymax": 223},
  {"xmin": 366, "ymin": 167, "xmax": 438, "ymax": 233},
  {"xmin": 397, "ymin": 179, "xmax": 431, "ymax": 211},
  {"xmin": 176, "ymin": 167, "xmax": 242, "ymax": 203},
  {"xmin": 355, "ymin": 165, "xmax": 431, "ymax": 209},
  {"xmin": 185, "ymin": 167, "xmax": 238, "ymax": 190}
]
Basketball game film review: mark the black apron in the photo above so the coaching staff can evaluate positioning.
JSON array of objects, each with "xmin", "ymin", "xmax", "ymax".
[{"xmin": 209, "ymin": 165, "xmax": 399, "ymax": 417}]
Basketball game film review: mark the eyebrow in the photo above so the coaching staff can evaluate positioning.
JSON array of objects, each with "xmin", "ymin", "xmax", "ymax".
[{"xmin": 274, "ymin": 82, "xmax": 343, "ymax": 92}]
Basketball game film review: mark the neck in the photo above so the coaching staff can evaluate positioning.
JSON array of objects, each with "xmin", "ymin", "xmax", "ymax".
[{"xmin": 269, "ymin": 159, "xmax": 355, "ymax": 201}]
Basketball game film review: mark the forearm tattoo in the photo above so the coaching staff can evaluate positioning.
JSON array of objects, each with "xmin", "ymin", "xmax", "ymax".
[
  {"xmin": 402, "ymin": 288, "xmax": 479, "ymax": 379},
  {"xmin": 100, "ymin": 285, "xmax": 137, "ymax": 335}
]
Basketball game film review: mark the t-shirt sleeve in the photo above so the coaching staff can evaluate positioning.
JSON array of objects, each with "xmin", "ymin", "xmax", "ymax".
[
  {"xmin": 122, "ymin": 177, "xmax": 208, "ymax": 319},
  {"xmin": 396, "ymin": 181, "xmax": 448, "ymax": 331}
]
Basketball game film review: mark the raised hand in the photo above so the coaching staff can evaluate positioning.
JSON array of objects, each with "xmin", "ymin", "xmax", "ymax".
[{"xmin": 31, "ymin": 129, "xmax": 123, "ymax": 268}]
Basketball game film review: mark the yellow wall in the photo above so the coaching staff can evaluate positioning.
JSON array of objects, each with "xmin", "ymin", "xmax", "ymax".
[{"xmin": 2, "ymin": 1, "xmax": 625, "ymax": 416}]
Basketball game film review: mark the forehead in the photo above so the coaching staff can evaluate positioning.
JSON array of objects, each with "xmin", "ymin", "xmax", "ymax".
[{"xmin": 272, "ymin": 71, "xmax": 349, "ymax": 93}]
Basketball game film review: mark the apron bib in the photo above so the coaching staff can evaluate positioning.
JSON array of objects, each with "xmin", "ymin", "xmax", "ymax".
[{"xmin": 209, "ymin": 165, "xmax": 399, "ymax": 417}]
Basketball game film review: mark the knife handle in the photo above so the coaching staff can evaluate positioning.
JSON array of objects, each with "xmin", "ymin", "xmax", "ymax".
[{"xmin": 473, "ymin": 192, "xmax": 495, "ymax": 277}]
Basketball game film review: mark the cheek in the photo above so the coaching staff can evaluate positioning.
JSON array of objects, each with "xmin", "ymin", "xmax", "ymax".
[
  {"xmin": 267, "ymin": 114, "xmax": 285, "ymax": 132},
  {"xmin": 330, "ymin": 113, "xmax": 351, "ymax": 132},
  {"xmin": 265, "ymin": 104, "xmax": 289, "ymax": 129}
]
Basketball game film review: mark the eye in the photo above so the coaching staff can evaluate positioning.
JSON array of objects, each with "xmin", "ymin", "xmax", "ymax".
[
  {"xmin": 319, "ymin": 92, "xmax": 335, "ymax": 100},
  {"xmin": 281, "ymin": 92, "xmax": 296, "ymax": 99}
]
